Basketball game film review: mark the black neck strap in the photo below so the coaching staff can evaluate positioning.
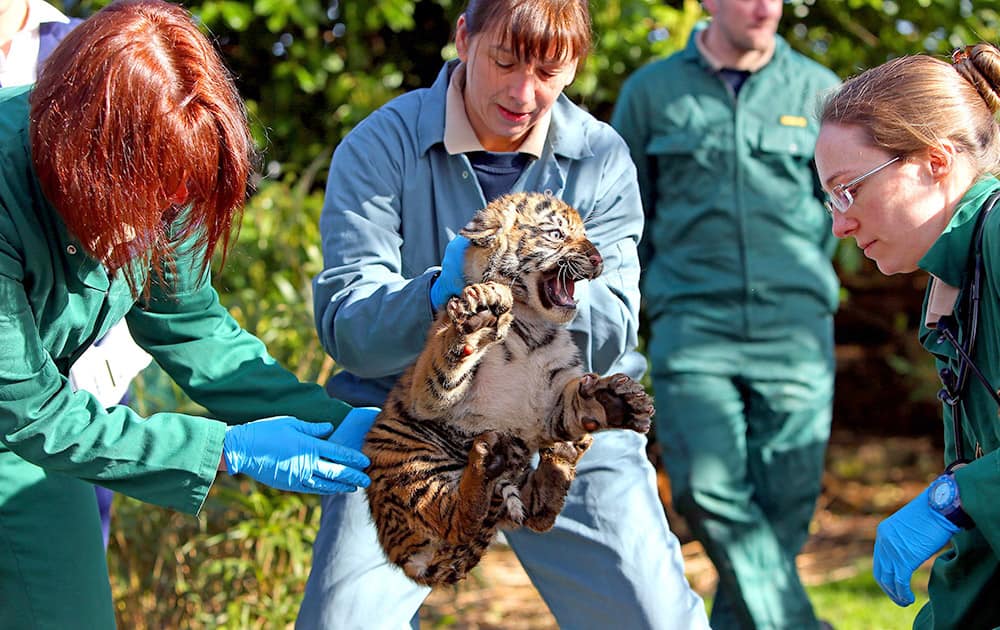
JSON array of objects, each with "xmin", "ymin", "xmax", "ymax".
[{"xmin": 936, "ymin": 189, "xmax": 1000, "ymax": 465}]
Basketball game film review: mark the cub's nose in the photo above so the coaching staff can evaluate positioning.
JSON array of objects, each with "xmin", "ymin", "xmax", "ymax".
[{"xmin": 585, "ymin": 244, "xmax": 603, "ymax": 278}]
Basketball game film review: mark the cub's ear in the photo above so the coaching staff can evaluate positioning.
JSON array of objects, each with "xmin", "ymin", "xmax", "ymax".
[
  {"xmin": 461, "ymin": 195, "xmax": 520, "ymax": 246},
  {"xmin": 460, "ymin": 212, "xmax": 501, "ymax": 247}
]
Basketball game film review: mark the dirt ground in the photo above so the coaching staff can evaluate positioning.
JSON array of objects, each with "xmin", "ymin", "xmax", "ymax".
[{"xmin": 420, "ymin": 428, "xmax": 942, "ymax": 629}]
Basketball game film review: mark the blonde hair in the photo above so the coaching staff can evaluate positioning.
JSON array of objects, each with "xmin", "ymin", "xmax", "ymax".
[{"xmin": 821, "ymin": 44, "xmax": 1000, "ymax": 173}]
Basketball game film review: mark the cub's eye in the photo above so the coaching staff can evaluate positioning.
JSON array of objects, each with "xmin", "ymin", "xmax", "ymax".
[{"xmin": 547, "ymin": 229, "xmax": 565, "ymax": 241}]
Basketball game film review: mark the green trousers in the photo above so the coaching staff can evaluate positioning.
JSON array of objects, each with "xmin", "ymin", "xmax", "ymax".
[
  {"xmin": 0, "ymin": 448, "xmax": 115, "ymax": 629},
  {"xmin": 651, "ymin": 317, "xmax": 833, "ymax": 630}
]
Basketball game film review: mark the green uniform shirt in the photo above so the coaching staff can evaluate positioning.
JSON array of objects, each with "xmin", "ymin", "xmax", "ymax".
[
  {"xmin": 0, "ymin": 86, "xmax": 350, "ymax": 515},
  {"xmin": 612, "ymin": 26, "xmax": 840, "ymax": 363},
  {"xmin": 919, "ymin": 176, "xmax": 1000, "ymax": 562}
]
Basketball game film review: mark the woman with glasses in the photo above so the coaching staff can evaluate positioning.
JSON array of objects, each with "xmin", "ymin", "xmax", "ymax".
[{"xmin": 815, "ymin": 44, "xmax": 1000, "ymax": 627}]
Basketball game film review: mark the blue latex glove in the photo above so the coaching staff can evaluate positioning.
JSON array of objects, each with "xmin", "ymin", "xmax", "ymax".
[
  {"xmin": 430, "ymin": 235, "xmax": 471, "ymax": 311},
  {"xmin": 329, "ymin": 406, "xmax": 380, "ymax": 451},
  {"xmin": 222, "ymin": 416, "xmax": 371, "ymax": 494},
  {"xmin": 873, "ymin": 487, "xmax": 959, "ymax": 606}
]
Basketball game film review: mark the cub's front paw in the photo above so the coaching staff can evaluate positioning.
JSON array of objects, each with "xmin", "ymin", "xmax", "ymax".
[
  {"xmin": 446, "ymin": 282, "xmax": 514, "ymax": 338},
  {"xmin": 579, "ymin": 373, "xmax": 653, "ymax": 434}
]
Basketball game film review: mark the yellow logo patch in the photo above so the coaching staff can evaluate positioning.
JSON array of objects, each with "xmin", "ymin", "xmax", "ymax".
[{"xmin": 779, "ymin": 115, "xmax": 808, "ymax": 128}]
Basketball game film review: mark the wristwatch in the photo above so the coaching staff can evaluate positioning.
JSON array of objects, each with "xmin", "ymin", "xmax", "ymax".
[{"xmin": 928, "ymin": 472, "xmax": 975, "ymax": 529}]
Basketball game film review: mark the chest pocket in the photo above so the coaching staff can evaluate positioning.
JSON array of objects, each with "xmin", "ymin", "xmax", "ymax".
[
  {"xmin": 750, "ymin": 122, "xmax": 820, "ymax": 219},
  {"xmin": 753, "ymin": 123, "xmax": 815, "ymax": 173},
  {"xmin": 646, "ymin": 131, "xmax": 728, "ymax": 203},
  {"xmin": 757, "ymin": 125, "xmax": 813, "ymax": 157}
]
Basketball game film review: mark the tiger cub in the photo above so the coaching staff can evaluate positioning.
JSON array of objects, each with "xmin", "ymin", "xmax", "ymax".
[{"xmin": 363, "ymin": 192, "xmax": 653, "ymax": 586}]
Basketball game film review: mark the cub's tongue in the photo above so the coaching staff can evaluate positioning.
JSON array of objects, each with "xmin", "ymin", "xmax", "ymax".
[{"xmin": 545, "ymin": 274, "xmax": 576, "ymax": 307}]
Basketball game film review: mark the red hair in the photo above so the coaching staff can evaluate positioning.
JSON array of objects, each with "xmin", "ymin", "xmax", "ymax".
[{"xmin": 30, "ymin": 0, "xmax": 256, "ymax": 295}]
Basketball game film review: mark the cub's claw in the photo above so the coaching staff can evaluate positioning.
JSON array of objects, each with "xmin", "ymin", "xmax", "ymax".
[
  {"xmin": 595, "ymin": 374, "xmax": 654, "ymax": 433},
  {"xmin": 578, "ymin": 373, "xmax": 654, "ymax": 434},
  {"xmin": 446, "ymin": 282, "xmax": 514, "ymax": 336}
]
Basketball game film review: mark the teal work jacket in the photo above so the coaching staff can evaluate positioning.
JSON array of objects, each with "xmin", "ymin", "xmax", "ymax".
[
  {"xmin": 0, "ymin": 86, "xmax": 350, "ymax": 515},
  {"xmin": 917, "ymin": 177, "xmax": 1000, "ymax": 624},
  {"xmin": 313, "ymin": 60, "xmax": 646, "ymax": 405},
  {"xmin": 611, "ymin": 26, "xmax": 840, "ymax": 362}
]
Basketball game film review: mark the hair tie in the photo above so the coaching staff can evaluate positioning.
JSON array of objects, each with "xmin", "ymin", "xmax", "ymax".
[{"xmin": 952, "ymin": 47, "xmax": 971, "ymax": 64}]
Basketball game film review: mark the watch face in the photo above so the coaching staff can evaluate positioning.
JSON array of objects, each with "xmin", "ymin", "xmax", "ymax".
[
  {"xmin": 929, "ymin": 475, "xmax": 957, "ymax": 510},
  {"xmin": 931, "ymin": 481, "xmax": 953, "ymax": 506}
]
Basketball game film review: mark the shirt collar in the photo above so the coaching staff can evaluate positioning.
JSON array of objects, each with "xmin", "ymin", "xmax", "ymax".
[
  {"xmin": 443, "ymin": 62, "xmax": 547, "ymax": 158},
  {"xmin": 920, "ymin": 175, "xmax": 1000, "ymax": 287},
  {"xmin": 418, "ymin": 59, "xmax": 590, "ymax": 161},
  {"xmin": 0, "ymin": 0, "xmax": 69, "ymax": 86},
  {"xmin": 24, "ymin": 0, "xmax": 71, "ymax": 30}
]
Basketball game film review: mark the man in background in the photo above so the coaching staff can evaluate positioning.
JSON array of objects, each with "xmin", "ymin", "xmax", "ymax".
[{"xmin": 612, "ymin": 1, "xmax": 839, "ymax": 627}]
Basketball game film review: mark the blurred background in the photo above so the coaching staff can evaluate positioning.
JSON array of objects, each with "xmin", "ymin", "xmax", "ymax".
[{"xmin": 54, "ymin": 0, "xmax": 1000, "ymax": 627}]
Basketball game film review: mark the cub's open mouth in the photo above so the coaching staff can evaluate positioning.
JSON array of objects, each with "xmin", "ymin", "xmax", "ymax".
[{"xmin": 540, "ymin": 272, "xmax": 576, "ymax": 310}]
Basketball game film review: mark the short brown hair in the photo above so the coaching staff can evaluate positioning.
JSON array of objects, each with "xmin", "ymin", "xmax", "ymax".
[
  {"xmin": 462, "ymin": 0, "xmax": 592, "ymax": 64},
  {"xmin": 30, "ymin": 0, "xmax": 256, "ymax": 295},
  {"xmin": 820, "ymin": 45, "xmax": 1000, "ymax": 174}
]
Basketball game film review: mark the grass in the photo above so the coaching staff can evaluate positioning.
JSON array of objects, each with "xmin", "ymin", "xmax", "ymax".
[
  {"xmin": 809, "ymin": 564, "xmax": 929, "ymax": 630},
  {"xmin": 701, "ymin": 562, "xmax": 930, "ymax": 630}
]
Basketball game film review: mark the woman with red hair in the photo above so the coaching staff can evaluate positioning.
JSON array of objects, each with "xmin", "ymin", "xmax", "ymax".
[{"xmin": 0, "ymin": 1, "xmax": 376, "ymax": 627}]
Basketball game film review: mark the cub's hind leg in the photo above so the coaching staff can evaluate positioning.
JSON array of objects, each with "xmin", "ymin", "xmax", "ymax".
[
  {"xmin": 418, "ymin": 431, "xmax": 510, "ymax": 546},
  {"xmin": 409, "ymin": 282, "xmax": 514, "ymax": 418},
  {"xmin": 375, "ymin": 430, "xmax": 510, "ymax": 585},
  {"xmin": 514, "ymin": 435, "xmax": 593, "ymax": 532}
]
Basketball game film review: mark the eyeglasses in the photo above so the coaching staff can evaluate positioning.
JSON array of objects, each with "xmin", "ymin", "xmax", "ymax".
[{"xmin": 824, "ymin": 155, "xmax": 901, "ymax": 216}]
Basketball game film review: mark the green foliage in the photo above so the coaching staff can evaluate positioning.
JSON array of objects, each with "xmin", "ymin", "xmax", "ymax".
[
  {"xmin": 783, "ymin": 0, "xmax": 1000, "ymax": 79},
  {"xmin": 107, "ymin": 478, "xmax": 324, "ymax": 629},
  {"xmin": 572, "ymin": 0, "xmax": 704, "ymax": 119},
  {"xmin": 218, "ymin": 162, "xmax": 332, "ymax": 380}
]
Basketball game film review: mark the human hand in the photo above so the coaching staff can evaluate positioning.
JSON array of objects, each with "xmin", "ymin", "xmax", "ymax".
[
  {"xmin": 430, "ymin": 235, "xmax": 471, "ymax": 310},
  {"xmin": 872, "ymin": 486, "xmax": 959, "ymax": 606},
  {"xmin": 222, "ymin": 416, "xmax": 371, "ymax": 494},
  {"xmin": 329, "ymin": 406, "xmax": 380, "ymax": 451}
]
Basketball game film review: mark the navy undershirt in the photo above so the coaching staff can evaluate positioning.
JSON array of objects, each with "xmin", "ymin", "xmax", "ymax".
[
  {"xmin": 467, "ymin": 151, "xmax": 531, "ymax": 202},
  {"xmin": 718, "ymin": 68, "xmax": 752, "ymax": 97}
]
